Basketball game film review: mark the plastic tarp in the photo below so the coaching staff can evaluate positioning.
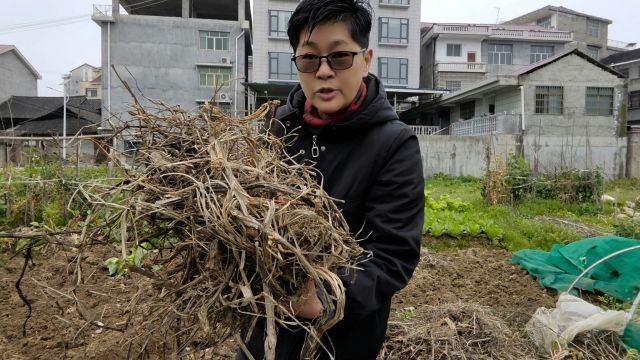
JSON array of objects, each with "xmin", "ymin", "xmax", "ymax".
[
  {"xmin": 512, "ymin": 236, "xmax": 640, "ymax": 302},
  {"xmin": 512, "ymin": 236, "xmax": 640, "ymax": 350}
]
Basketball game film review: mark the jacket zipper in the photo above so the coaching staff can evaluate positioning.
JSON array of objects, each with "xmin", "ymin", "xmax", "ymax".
[{"xmin": 311, "ymin": 134, "xmax": 320, "ymax": 158}]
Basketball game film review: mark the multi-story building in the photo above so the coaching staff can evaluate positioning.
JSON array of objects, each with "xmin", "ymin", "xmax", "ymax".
[
  {"xmin": 504, "ymin": 6, "xmax": 626, "ymax": 61},
  {"xmin": 420, "ymin": 23, "xmax": 573, "ymax": 92},
  {"xmin": 601, "ymin": 48, "xmax": 640, "ymax": 127},
  {"xmin": 92, "ymin": 0, "xmax": 252, "ymax": 126},
  {"xmin": 248, "ymin": 0, "xmax": 430, "ymax": 112},
  {"xmin": 0, "ymin": 45, "xmax": 41, "ymax": 103},
  {"xmin": 65, "ymin": 63, "xmax": 102, "ymax": 99}
]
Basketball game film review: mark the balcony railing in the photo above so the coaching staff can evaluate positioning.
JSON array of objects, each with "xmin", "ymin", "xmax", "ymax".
[
  {"xmin": 429, "ymin": 24, "xmax": 572, "ymax": 41},
  {"xmin": 93, "ymin": 4, "xmax": 113, "ymax": 17},
  {"xmin": 450, "ymin": 113, "xmax": 521, "ymax": 136},
  {"xmin": 435, "ymin": 62, "xmax": 487, "ymax": 73},
  {"xmin": 608, "ymin": 39, "xmax": 638, "ymax": 50},
  {"xmin": 409, "ymin": 125, "xmax": 440, "ymax": 135}
]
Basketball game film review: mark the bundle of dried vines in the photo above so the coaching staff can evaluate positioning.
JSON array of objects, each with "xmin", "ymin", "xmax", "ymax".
[
  {"xmin": 378, "ymin": 303, "xmax": 534, "ymax": 360},
  {"xmin": 81, "ymin": 90, "xmax": 363, "ymax": 359}
]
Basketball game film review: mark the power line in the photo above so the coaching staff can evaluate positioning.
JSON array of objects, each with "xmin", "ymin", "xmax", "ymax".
[
  {"xmin": 0, "ymin": 16, "xmax": 90, "ymax": 35},
  {"xmin": 0, "ymin": 14, "xmax": 89, "ymax": 31}
]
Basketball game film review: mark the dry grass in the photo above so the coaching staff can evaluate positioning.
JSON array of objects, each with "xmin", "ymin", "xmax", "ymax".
[
  {"xmin": 378, "ymin": 302, "xmax": 536, "ymax": 360},
  {"xmin": 77, "ymin": 81, "xmax": 363, "ymax": 359}
]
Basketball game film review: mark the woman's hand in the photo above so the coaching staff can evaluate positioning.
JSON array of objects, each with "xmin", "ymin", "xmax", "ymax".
[{"xmin": 288, "ymin": 278, "xmax": 324, "ymax": 319}]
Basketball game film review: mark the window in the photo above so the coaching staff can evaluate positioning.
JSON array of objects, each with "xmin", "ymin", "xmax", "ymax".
[
  {"xmin": 460, "ymin": 101, "xmax": 475, "ymax": 120},
  {"xmin": 536, "ymin": 16, "xmax": 552, "ymax": 29},
  {"xmin": 535, "ymin": 86, "xmax": 563, "ymax": 114},
  {"xmin": 269, "ymin": 10, "xmax": 292, "ymax": 37},
  {"xmin": 530, "ymin": 46, "xmax": 554, "ymax": 63},
  {"xmin": 488, "ymin": 44, "xmax": 512, "ymax": 65},
  {"xmin": 585, "ymin": 46, "xmax": 599, "ymax": 59},
  {"xmin": 199, "ymin": 31, "xmax": 230, "ymax": 50},
  {"xmin": 198, "ymin": 66, "xmax": 232, "ymax": 87},
  {"xmin": 379, "ymin": 17, "xmax": 409, "ymax": 44},
  {"xmin": 585, "ymin": 87, "xmax": 613, "ymax": 115},
  {"xmin": 85, "ymin": 88, "xmax": 98, "ymax": 97},
  {"xmin": 630, "ymin": 91, "xmax": 640, "ymax": 109},
  {"xmin": 446, "ymin": 44, "xmax": 461, "ymax": 57},
  {"xmin": 445, "ymin": 80, "xmax": 461, "ymax": 91},
  {"xmin": 587, "ymin": 19, "xmax": 600, "ymax": 38},
  {"xmin": 269, "ymin": 52, "xmax": 298, "ymax": 81},
  {"xmin": 380, "ymin": 0, "xmax": 409, "ymax": 4},
  {"xmin": 379, "ymin": 57, "xmax": 408, "ymax": 85}
]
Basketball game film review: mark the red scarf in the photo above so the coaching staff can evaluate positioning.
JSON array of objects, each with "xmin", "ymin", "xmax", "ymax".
[{"xmin": 302, "ymin": 81, "xmax": 367, "ymax": 128}]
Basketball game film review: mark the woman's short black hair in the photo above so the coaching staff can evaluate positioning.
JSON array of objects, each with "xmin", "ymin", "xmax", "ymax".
[{"xmin": 287, "ymin": 0, "xmax": 373, "ymax": 51}]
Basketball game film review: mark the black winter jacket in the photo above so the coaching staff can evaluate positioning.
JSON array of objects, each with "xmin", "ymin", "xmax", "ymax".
[{"xmin": 238, "ymin": 74, "xmax": 424, "ymax": 360}]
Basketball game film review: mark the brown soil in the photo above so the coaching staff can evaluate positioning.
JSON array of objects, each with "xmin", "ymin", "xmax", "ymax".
[{"xmin": 0, "ymin": 238, "xmax": 558, "ymax": 359}]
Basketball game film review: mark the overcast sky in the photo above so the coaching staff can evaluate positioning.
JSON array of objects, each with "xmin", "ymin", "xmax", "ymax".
[{"xmin": 0, "ymin": 0, "xmax": 638, "ymax": 97}]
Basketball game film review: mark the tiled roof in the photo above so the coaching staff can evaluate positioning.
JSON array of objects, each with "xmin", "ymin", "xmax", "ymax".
[
  {"xmin": 512, "ymin": 48, "xmax": 625, "ymax": 78},
  {"xmin": 12, "ymin": 116, "xmax": 98, "ymax": 136},
  {"xmin": 600, "ymin": 48, "xmax": 640, "ymax": 66},
  {"xmin": 0, "ymin": 96, "xmax": 101, "ymax": 132}
]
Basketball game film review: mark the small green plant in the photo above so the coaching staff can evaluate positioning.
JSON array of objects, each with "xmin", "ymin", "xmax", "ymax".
[
  {"xmin": 625, "ymin": 349, "xmax": 640, "ymax": 360},
  {"xmin": 423, "ymin": 191, "xmax": 504, "ymax": 241},
  {"xmin": 596, "ymin": 294, "xmax": 627, "ymax": 311},
  {"xmin": 104, "ymin": 246, "xmax": 149, "ymax": 276},
  {"xmin": 614, "ymin": 221, "xmax": 640, "ymax": 239},
  {"xmin": 504, "ymin": 154, "xmax": 531, "ymax": 203},
  {"xmin": 396, "ymin": 306, "xmax": 416, "ymax": 321}
]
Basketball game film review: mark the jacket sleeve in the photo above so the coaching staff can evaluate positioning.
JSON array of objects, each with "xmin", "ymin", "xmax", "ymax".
[{"xmin": 338, "ymin": 128, "xmax": 425, "ymax": 322}]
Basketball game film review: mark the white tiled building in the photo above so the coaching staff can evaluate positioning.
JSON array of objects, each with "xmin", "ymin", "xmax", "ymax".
[{"xmin": 248, "ymin": 0, "xmax": 431, "ymax": 111}]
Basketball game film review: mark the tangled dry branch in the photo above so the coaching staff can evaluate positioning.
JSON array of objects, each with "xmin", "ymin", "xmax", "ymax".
[
  {"xmin": 378, "ymin": 303, "xmax": 535, "ymax": 360},
  {"xmin": 79, "ymin": 89, "xmax": 363, "ymax": 359}
]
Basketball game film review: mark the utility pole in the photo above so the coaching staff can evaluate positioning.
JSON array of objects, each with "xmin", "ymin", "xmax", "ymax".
[{"xmin": 62, "ymin": 76, "xmax": 69, "ymax": 162}]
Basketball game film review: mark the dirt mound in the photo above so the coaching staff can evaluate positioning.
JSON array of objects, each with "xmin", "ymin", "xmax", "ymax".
[{"xmin": 1, "ymin": 240, "xmax": 560, "ymax": 359}]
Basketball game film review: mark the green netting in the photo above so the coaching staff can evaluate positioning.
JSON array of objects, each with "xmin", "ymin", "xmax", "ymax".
[{"xmin": 512, "ymin": 236, "xmax": 640, "ymax": 350}]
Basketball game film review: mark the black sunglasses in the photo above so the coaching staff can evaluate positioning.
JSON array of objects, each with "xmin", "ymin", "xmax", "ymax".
[{"xmin": 291, "ymin": 49, "xmax": 367, "ymax": 73}]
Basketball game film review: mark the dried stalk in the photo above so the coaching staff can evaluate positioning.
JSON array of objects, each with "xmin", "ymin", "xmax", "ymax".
[{"xmin": 80, "ymin": 90, "xmax": 363, "ymax": 359}]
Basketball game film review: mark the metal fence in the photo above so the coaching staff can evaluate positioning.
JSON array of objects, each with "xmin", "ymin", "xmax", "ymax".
[
  {"xmin": 450, "ymin": 113, "xmax": 521, "ymax": 136},
  {"xmin": 409, "ymin": 125, "xmax": 440, "ymax": 136}
]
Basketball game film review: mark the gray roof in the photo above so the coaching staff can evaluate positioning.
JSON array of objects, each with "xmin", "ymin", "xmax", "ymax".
[
  {"xmin": 512, "ymin": 48, "xmax": 625, "ymax": 78},
  {"xmin": 0, "ymin": 95, "xmax": 101, "ymax": 134},
  {"xmin": 12, "ymin": 116, "xmax": 98, "ymax": 136},
  {"xmin": 506, "ymin": 5, "xmax": 612, "ymax": 25},
  {"xmin": 600, "ymin": 48, "xmax": 640, "ymax": 66}
]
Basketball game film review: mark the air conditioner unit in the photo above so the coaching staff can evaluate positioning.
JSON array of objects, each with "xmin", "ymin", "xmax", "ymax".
[
  {"xmin": 218, "ymin": 92, "xmax": 230, "ymax": 101},
  {"xmin": 220, "ymin": 57, "xmax": 231, "ymax": 64}
]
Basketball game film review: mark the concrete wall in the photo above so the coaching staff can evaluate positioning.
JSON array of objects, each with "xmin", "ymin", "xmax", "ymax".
[
  {"xmin": 417, "ymin": 133, "xmax": 626, "ymax": 179},
  {"xmin": 436, "ymin": 72, "xmax": 486, "ymax": 91},
  {"xmin": 100, "ymin": 14, "xmax": 248, "ymax": 125},
  {"xmin": 494, "ymin": 87, "xmax": 521, "ymax": 114},
  {"xmin": 520, "ymin": 54, "xmax": 626, "ymax": 138},
  {"xmin": 435, "ymin": 36, "xmax": 482, "ymax": 64},
  {"xmin": 522, "ymin": 134, "xmax": 626, "ymax": 178},
  {"xmin": 628, "ymin": 127, "xmax": 640, "ymax": 178},
  {"xmin": 482, "ymin": 40, "xmax": 567, "ymax": 75},
  {"xmin": 555, "ymin": 13, "xmax": 609, "ymax": 59},
  {"xmin": 418, "ymin": 134, "xmax": 520, "ymax": 178},
  {"xmin": 0, "ymin": 51, "xmax": 37, "ymax": 103}
]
